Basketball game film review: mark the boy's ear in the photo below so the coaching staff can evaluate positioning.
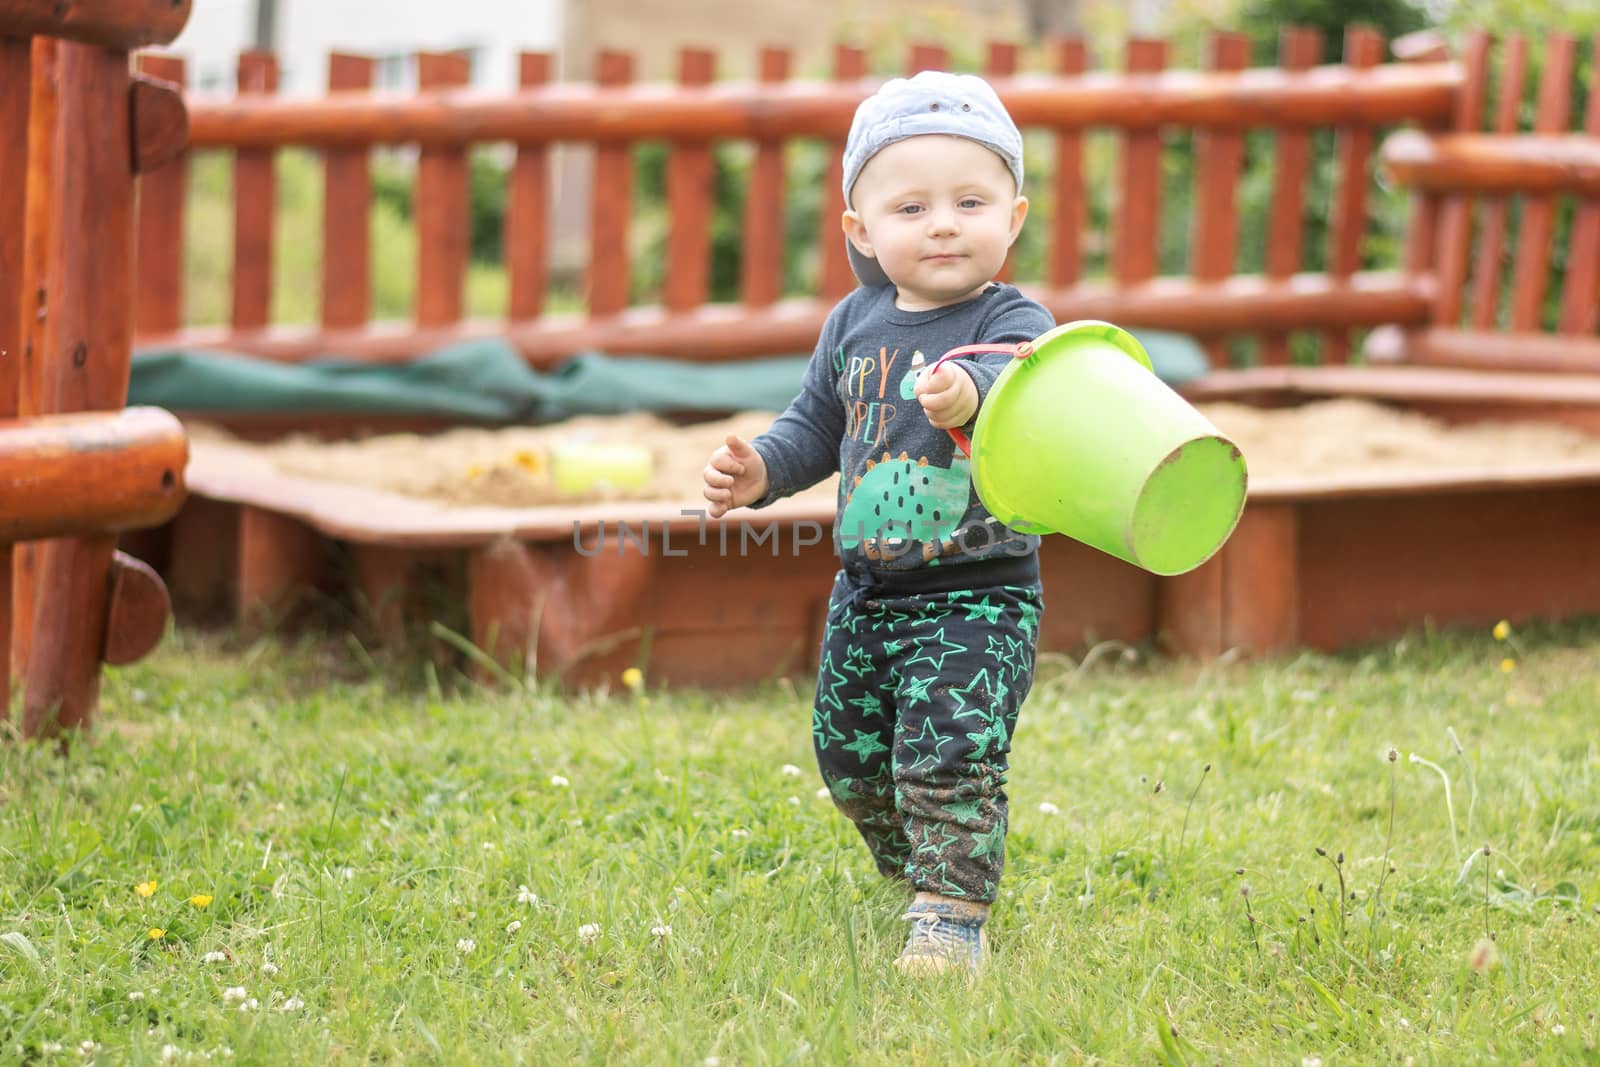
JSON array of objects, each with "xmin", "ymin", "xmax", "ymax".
[
  {"xmin": 842, "ymin": 210, "xmax": 876, "ymax": 259},
  {"xmin": 1007, "ymin": 196, "xmax": 1030, "ymax": 247}
]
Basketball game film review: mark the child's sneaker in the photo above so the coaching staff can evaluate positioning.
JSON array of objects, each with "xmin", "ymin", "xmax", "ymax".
[{"xmin": 894, "ymin": 900, "xmax": 987, "ymax": 975}]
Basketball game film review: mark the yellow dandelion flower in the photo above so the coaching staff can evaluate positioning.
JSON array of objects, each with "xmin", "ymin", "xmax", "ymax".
[
  {"xmin": 621, "ymin": 667, "xmax": 644, "ymax": 692},
  {"xmin": 188, "ymin": 894, "xmax": 213, "ymax": 908},
  {"xmin": 1492, "ymin": 620, "xmax": 1510, "ymax": 641},
  {"xmin": 1500, "ymin": 658, "xmax": 1516, "ymax": 673},
  {"xmin": 512, "ymin": 449, "xmax": 546, "ymax": 475},
  {"xmin": 147, "ymin": 928, "xmax": 165, "ymax": 940},
  {"xmin": 135, "ymin": 880, "xmax": 158, "ymax": 898}
]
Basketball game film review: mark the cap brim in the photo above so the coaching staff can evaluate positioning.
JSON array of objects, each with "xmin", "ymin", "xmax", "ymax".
[{"xmin": 845, "ymin": 239, "xmax": 892, "ymax": 288}]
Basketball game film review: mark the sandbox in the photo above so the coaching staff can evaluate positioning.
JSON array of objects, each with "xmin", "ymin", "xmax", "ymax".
[{"xmin": 142, "ymin": 370, "xmax": 1600, "ymax": 687}]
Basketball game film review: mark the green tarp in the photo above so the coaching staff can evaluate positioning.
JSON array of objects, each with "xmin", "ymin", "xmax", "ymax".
[{"xmin": 129, "ymin": 330, "xmax": 1210, "ymax": 424}]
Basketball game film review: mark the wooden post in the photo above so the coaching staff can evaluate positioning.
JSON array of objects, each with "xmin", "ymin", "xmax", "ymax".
[
  {"xmin": 1508, "ymin": 35, "xmax": 1576, "ymax": 332},
  {"xmin": 1260, "ymin": 28, "xmax": 1321, "ymax": 366},
  {"xmin": 506, "ymin": 52, "xmax": 552, "ymax": 322},
  {"xmin": 236, "ymin": 506, "xmax": 325, "ymax": 632},
  {"xmin": 134, "ymin": 54, "xmax": 187, "ymax": 337},
  {"xmin": 23, "ymin": 41, "xmax": 138, "ymax": 739},
  {"xmin": 232, "ymin": 51, "xmax": 279, "ymax": 334},
  {"xmin": 1468, "ymin": 35, "xmax": 1527, "ymax": 330},
  {"xmin": 0, "ymin": 37, "xmax": 28, "ymax": 722},
  {"xmin": 907, "ymin": 43, "xmax": 949, "ymax": 74},
  {"xmin": 1048, "ymin": 38, "xmax": 1089, "ymax": 291},
  {"xmin": 588, "ymin": 50, "xmax": 634, "ymax": 317},
  {"xmin": 415, "ymin": 50, "xmax": 471, "ymax": 329},
  {"xmin": 1114, "ymin": 38, "xmax": 1168, "ymax": 288},
  {"xmin": 1558, "ymin": 34, "xmax": 1600, "ymax": 335},
  {"xmin": 818, "ymin": 44, "xmax": 866, "ymax": 301},
  {"xmin": 321, "ymin": 53, "xmax": 374, "ymax": 331},
  {"xmin": 739, "ymin": 47, "xmax": 789, "ymax": 308},
  {"xmin": 984, "ymin": 41, "xmax": 1019, "ymax": 284},
  {"xmin": 467, "ymin": 537, "xmax": 540, "ymax": 683},
  {"xmin": 1157, "ymin": 503, "xmax": 1300, "ymax": 658},
  {"xmin": 0, "ymin": 0, "xmax": 192, "ymax": 49},
  {"xmin": 12, "ymin": 37, "xmax": 58, "ymax": 688},
  {"xmin": 1321, "ymin": 27, "xmax": 1384, "ymax": 364},
  {"xmin": 664, "ymin": 47, "xmax": 716, "ymax": 314},
  {"xmin": 1429, "ymin": 30, "xmax": 1491, "ymax": 330},
  {"xmin": 1189, "ymin": 31, "xmax": 1251, "ymax": 367}
]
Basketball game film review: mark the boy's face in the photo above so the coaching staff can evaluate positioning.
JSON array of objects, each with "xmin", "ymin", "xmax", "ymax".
[{"xmin": 843, "ymin": 135, "xmax": 1028, "ymax": 312}]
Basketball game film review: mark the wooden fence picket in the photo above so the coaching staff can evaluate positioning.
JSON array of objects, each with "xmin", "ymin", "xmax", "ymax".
[
  {"xmin": 1468, "ymin": 34, "xmax": 1528, "ymax": 330},
  {"xmin": 664, "ymin": 48, "xmax": 715, "ymax": 313},
  {"xmin": 507, "ymin": 52, "xmax": 553, "ymax": 322},
  {"xmin": 1508, "ymin": 35, "xmax": 1576, "ymax": 332},
  {"xmin": 1261, "ymin": 27, "xmax": 1321, "ymax": 365},
  {"xmin": 415, "ymin": 51, "xmax": 471, "ymax": 329},
  {"xmin": 740, "ymin": 47, "xmax": 789, "ymax": 308},
  {"xmin": 588, "ymin": 50, "xmax": 634, "ymax": 317},
  {"xmin": 1557, "ymin": 34, "xmax": 1600, "ymax": 335},
  {"xmin": 322, "ymin": 53, "xmax": 373, "ymax": 331}
]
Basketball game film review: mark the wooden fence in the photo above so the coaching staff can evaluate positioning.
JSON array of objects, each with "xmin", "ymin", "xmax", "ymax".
[
  {"xmin": 1380, "ymin": 31, "xmax": 1600, "ymax": 374},
  {"xmin": 131, "ymin": 29, "xmax": 1466, "ymax": 374},
  {"xmin": 2, "ymin": 1, "xmax": 191, "ymax": 739}
]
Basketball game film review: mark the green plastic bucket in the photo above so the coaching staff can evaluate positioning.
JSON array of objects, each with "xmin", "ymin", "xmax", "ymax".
[{"xmin": 949, "ymin": 320, "xmax": 1248, "ymax": 576}]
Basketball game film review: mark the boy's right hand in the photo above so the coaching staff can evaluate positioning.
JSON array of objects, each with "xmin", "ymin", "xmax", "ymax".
[{"xmin": 702, "ymin": 433, "xmax": 769, "ymax": 518}]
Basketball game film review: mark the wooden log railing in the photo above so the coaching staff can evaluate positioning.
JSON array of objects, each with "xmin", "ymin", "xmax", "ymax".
[
  {"xmin": 1380, "ymin": 31, "xmax": 1600, "ymax": 375},
  {"xmin": 1, "ymin": 5, "xmax": 191, "ymax": 739},
  {"xmin": 131, "ymin": 30, "xmax": 1464, "ymax": 378}
]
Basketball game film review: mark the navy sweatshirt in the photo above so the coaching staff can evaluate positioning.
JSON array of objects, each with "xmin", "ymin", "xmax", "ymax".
[{"xmin": 749, "ymin": 282, "xmax": 1054, "ymax": 590}]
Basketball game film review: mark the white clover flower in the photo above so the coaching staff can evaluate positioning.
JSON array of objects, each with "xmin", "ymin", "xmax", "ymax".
[
  {"xmin": 1552, "ymin": 1023, "xmax": 1566, "ymax": 1036},
  {"xmin": 549, "ymin": 775, "xmax": 570, "ymax": 788},
  {"xmin": 516, "ymin": 885, "xmax": 539, "ymax": 905},
  {"xmin": 1038, "ymin": 801, "xmax": 1061, "ymax": 816},
  {"xmin": 279, "ymin": 995, "xmax": 304, "ymax": 1012},
  {"xmin": 259, "ymin": 961, "xmax": 279, "ymax": 976},
  {"xmin": 780, "ymin": 764, "xmax": 802, "ymax": 778},
  {"xmin": 814, "ymin": 786, "xmax": 830, "ymax": 799},
  {"xmin": 221, "ymin": 987, "xmax": 248, "ymax": 1003},
  {"xmin": 455, "ymin": 939, "xmax": 476, "ymax": 955},
  {"xmin": 651, "ymin": 924, "xmax": 672, "ymax": 939},
  {"xmin": 482, "ymin": 842, "xmax": 495, "ymax": 851},
  {"xmin": 1301, "ymin": 1057, "xmax": 1323, "ymax": 1067},
  {"xmin": 506, "ymin": 920, "xmax": 522, "ymax": 935},
  {"xmin": 238, "ymin": 998, "xmax": 259, "ymax": 1012},
  {"xmin": 127, "ymin": 991, "xmax": 144, "ymax": 1002},
  {"xmin": 42, "ymin": 1042, "xmax": 62, "ymax": 1055},
  {"xmin": 578, "ymin": 923, "xmax": 601, "ymax": 945},
  {"xmin": 729, "ymin": 829, "xmax": 750, "ymax": 839},
  {"xmin": 201, "ymin": 951, "xmax": 227, "ymax": 964},
  {"xmin": 160, "ymin": 1045, "xmax": 180, "ymax": 1062},
  {"xmin": 787, "ymin": 796, "xmax": 800, "ymax": 806},
  {"xmin": 79, "ymin": 1040, "xmax": 98, "ymax": 1055}
]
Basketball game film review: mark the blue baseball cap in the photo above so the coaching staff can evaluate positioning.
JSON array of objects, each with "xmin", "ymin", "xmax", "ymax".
[{"xmin": 841, "ymin": 70, "xmax": 1025, "ymax": 288}]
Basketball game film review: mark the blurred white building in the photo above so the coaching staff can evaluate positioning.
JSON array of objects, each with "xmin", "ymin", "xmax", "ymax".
[{"xmin": 165, "ymin": 0, "xmax": 565, "ymax": 95}]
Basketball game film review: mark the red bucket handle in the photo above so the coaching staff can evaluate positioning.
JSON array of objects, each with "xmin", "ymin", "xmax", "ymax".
[{"xmin": 923, "ymin": 341, "xmax": 1035, "ymax": 457}]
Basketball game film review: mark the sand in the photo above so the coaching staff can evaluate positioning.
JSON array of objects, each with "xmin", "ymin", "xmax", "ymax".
[{"xmin": 189, "ymin": 398, "xmax": 1600, "ymax": 510}]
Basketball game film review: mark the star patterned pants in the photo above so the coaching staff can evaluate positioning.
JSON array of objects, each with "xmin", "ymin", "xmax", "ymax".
[{"xmin": 812, "ymin": 569, "xmax": 1042, "ymax": 903}]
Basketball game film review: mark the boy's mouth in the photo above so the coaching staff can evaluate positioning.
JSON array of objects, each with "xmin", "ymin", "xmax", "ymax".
[{"xmin": 923, "ymin": 252, "xmax": 965, "ymax": 263}]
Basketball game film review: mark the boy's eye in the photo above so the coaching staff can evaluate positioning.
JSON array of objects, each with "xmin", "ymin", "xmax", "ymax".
[
  {"xmin": 958, "ymin": 197, "xmax": 981, "ymax": 209},
  {"xmin": 899, "ymin": 204, "xmax": 923, "ymax": 215}
]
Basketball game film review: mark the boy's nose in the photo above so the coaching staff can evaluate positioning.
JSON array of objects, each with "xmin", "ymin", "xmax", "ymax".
[{"xmin": 926, "ymin": 207, "xmax": 960, "ymax": 235}]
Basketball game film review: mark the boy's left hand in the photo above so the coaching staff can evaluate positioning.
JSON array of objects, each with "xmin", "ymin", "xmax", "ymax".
[{"xmin": 915, "ymin": 363, "xmax": 978, "ymax": 430}]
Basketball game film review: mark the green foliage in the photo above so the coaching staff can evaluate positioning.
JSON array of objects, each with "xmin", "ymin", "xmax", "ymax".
[
  {"xmin": 2, "ymin": 620, "xmax": 1599, "ymax": 1062},
  {"xmin": 1236, "ymin": 0, "xmax": 1428, "ymax": 62}
]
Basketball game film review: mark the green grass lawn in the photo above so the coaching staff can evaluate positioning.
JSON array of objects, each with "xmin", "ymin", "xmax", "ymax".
[{"xmin": 2, "ymin": 619, "xmax": 1598, "ymax": 1064}]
